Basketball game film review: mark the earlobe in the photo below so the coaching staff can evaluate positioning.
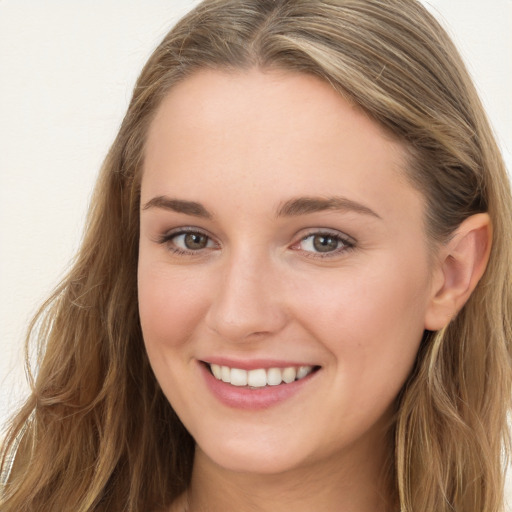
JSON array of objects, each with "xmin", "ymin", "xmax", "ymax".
[{"xmin": 424, "ymin": 213, "xmax": 492, "ymax": 331}]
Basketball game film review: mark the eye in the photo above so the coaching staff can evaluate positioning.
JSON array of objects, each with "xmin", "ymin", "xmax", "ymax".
[
  {"xmin": 174, "ymin": 232, "xmax": 212, "ymax": 250},
  {"xmin": 294, "ymin": 231, "xmax": 355, "ymax": 256},
  {"xmin": 158, "ymin": 229, "xmax": 217, "ymax": 254}
]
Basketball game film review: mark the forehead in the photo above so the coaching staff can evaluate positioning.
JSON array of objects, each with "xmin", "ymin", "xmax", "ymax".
[
  {"xmin": 145, "ymin": 68, "xmax": 401, "ymax": 159},
  {"xmin": 142, "ymin": 68, "xmax": 420, "ymax": 223}
]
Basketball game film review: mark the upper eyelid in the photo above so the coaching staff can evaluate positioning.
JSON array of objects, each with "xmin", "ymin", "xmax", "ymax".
[
  {"xmin": 157, "ymin": 229, "xmax": 219, "ymax": 256},
  {"xmin": 155, "ymin": 227, "xmax": 218, "ymax": 251},
  {"xmin": 155, "ymin": 226, "xmax": 356, "ymax": 248},
  {"xmin": 294, "ymin": 227, "xmax": 356, "ymax": 244},
  {"xmin": 291, "ymin": 229, "xmax": 356, "ymax": 258},
  {"xmin": 159, "ymin": 226, "xmax": 215, "ymax": 240}
]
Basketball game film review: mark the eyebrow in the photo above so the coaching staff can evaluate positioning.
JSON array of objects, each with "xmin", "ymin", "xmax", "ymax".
[
  {"xmin": 276, "ymin": 196, "xmax": 381, "ymax": 219},
  {"xmin": 141, "ymin": 195, "xmax": 381, "ymax": 220},
  {"xmin": 142, "ymin": 196, "xmax": 213, "ymax": 219}
]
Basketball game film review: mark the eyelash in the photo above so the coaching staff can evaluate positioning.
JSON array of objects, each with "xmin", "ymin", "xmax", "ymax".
[
  {"xmin": 157, "ymin": 228, "xmax": 217, "ymax": 256},
  {"xmin": 157, "ymin": 228, "xmax": 356, "ymax": 258},
  {"xmin": 292, "ymin": 230, "xmax": 356, "ymax": 258}
]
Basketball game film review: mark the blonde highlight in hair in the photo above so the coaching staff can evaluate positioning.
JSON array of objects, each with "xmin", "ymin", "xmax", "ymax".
[{"xmin": 2, "ymin": 1, "xmax": 511, "ymax": 510}]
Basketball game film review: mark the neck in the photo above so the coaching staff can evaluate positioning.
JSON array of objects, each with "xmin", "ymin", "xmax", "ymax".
[{"xmin": 185, "ymin": 433, "xmax": 396, "ymax": 512}]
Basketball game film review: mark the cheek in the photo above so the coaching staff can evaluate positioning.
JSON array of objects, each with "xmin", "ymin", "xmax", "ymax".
[
  {"xmin": 291, "ymin": 256, "xmax": 429, "ymax": 374},
  {"xmin": 296, "ymin": 264, "xmax": 428, "ymax": 437},
  {"xmin": 137, "ymin": 262, "xmax": 211, "ymax": 350},
  {"xmin": 137, "ymin": 262, "xmax": 215, "ymax": 413}
]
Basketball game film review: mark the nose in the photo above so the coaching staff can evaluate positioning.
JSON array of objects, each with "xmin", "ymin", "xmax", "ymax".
[{"xmin": 204, "ymin": 250, "xmax": 288, "ymax": 342}]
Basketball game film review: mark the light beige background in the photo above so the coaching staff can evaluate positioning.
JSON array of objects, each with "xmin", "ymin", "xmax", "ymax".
[{"xmin": 1, "ymin": 0, "xmax": 511, "ymax": 501}]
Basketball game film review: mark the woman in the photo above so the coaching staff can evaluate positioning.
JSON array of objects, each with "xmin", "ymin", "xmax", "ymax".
[{"xmin": 1, "ymin": 0, "xmax": 511, "ymax": 511}]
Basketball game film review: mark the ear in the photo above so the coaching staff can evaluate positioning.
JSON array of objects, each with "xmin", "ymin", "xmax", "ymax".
[{"xmin": 424, "ymin": 213, "xmax": 492, "ymax": 331}]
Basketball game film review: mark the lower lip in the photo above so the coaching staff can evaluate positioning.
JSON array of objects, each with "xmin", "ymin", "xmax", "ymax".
[{"xmin": 199, "ymin": 363, "xmax": 318, "ymax": 410}]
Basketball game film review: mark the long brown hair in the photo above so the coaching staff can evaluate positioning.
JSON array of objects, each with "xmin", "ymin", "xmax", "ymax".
[{"xmin": 2, "ymin": 1, "xmax": 511, "ymax": 510}]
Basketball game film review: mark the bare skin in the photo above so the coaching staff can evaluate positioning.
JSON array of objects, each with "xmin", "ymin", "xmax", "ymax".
[
  {"xmin": 183, "ymin": 425, "xmax": 395, "ymax": 512},
  {"xmin": 140, "ymin": 69, "xmax": 491, "ymax": 512}
]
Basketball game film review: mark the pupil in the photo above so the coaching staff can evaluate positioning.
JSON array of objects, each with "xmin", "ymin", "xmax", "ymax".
[
  {"xmin": 184, "ymin": 233, "xmax": 207, "ymax": 250},
  {"xmin": 313, "ymin": 235, "xmax": 338, "ymax": 252}
]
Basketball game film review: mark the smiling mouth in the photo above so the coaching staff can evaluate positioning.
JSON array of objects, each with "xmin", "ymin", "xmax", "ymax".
[{"xmin": 204, "ymin": 362, "xmax": 320, "ymax": 388}]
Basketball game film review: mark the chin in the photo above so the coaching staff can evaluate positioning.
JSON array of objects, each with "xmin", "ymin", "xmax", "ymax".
[{"xmin": 195, "ymin": 434, "xmax": 312, "ymax": 476}]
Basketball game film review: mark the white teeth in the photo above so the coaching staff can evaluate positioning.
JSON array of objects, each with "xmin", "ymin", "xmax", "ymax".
[
  {"xmin": 230, "ymin": 368, "xmax": 248, "ymax": 387},
  {"xmin": 209, "ymin": 364, "xmax": 315, "ymax": 387},
  {"xmin": 221, "ymin": 366, "xmax": 230, "ymax": 383},
  {"xmin": 297, "ymin": 366, "xmax": 310, "ymax": 380},
  {"xmin": 266, "ymin": 367, "xmax": 282, "ymax": 386},
  {"xmin": 211, "ymin": 363, "xmax": 222, "ymax": 379},
  {"xmin": 247, "ymin": 368, "xmax": 267, "ymax": 388},
  {"xmin": 282, "ymin": 367, "xmax": 297, "ymax": 383}
]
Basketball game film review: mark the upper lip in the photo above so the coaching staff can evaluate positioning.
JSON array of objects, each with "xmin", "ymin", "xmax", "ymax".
[{"xmin": 200, "ymin": 357, "xmax": 320, "ymax": 371}]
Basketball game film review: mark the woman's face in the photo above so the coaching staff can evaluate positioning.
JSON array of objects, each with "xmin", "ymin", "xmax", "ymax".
[{"xmin": 138, "ymin": 69, "xmax": 439, "ymax": 476}]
